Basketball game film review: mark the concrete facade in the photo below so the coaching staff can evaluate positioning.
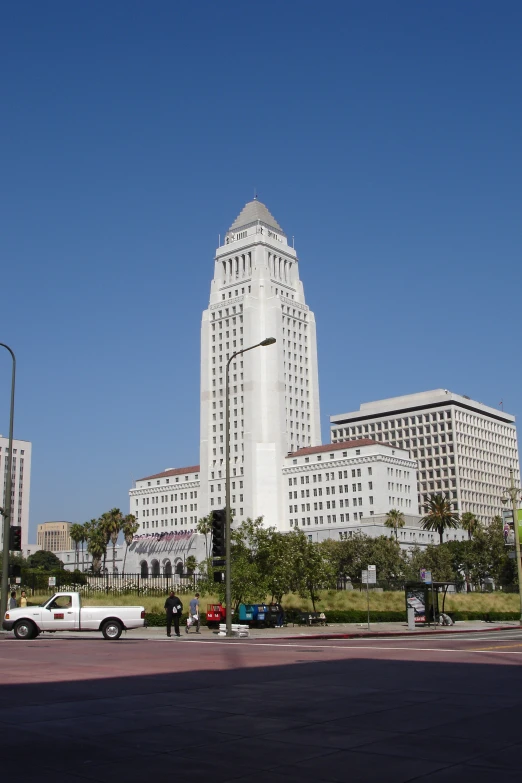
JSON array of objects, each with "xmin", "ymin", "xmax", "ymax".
[
  {"xmin": 0, "ymin": 435, "xmax": 31, "ymax": 552},
  {"xmin": 331, "ymin": 390, "xmax": 520, "ymax": 525},
  {"xmin": 283, "ymin": 439, "xmax": 419, "ymax": 532}
]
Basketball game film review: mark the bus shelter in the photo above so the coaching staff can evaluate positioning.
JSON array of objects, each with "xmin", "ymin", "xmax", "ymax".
[{"xmin": 405, "ymin": 581, "xmax": 457, "ymax": 625}]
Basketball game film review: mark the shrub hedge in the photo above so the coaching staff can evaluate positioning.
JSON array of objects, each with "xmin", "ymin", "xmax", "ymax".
[{"xmin": 144, "ymin": 608, "xmax": 520, "ymax": 627}]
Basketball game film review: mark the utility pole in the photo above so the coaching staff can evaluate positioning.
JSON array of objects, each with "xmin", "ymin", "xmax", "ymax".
[
  {"xmin": 0, "ymin": 343, "xmax": 16, "ymax": 620},
  {"xmin": 502, "ymin": 469, "xmax": 522, "ymax": 625}
]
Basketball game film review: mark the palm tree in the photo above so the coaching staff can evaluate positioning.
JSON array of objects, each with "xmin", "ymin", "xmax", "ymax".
[
  {"xmin": 86, "ymin": 526, "xmax": 106, "ymax": 574},
  {"xmin": 106, "ymin": 508, "xmax": 123, "ymax": 574},
  {"xmin": 460, "ymin": 511, "xmax": 480, "ymax": 540},
  {"xmin": 196, "ymin": 514, "xmax": 213, "ymax": 560},
  {"xmin": 121, "ymin": 514, "xmax": 139, "ymax": 575},
  {"xmin": 82, "ymin": 519, "xmax": 99, "ymax": 571},
  {"xmin": 99, "ymin": 509, "xmax": 122, "ymax": 573},
  {"xmin": 420, "ymin": 494, "xmax": 459, "ymax": 544},
  {"xmin": 384, "ymin": 509, "xmax": 405, "ymax": 541},
  {"xmin": 70, "ymin": 523, "xmax": 84, "ymax": 569}
]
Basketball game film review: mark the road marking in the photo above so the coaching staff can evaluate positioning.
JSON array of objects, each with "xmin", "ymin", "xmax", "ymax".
[
  {"xmin": 470, "ymin": 643, "xmax": 522, "ymax": 651},
  {"xmin": 150, "ymin": 638, "xmax": 522, "ymax": 656}
]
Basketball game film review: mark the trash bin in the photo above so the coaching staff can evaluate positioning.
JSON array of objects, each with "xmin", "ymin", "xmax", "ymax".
[
  {"xmin": 239, "ymin": 604, "xmax": 256, "ymax": 623},
  {"xmin": 255, "ymin": 604, "xmax": 269, "ymax": 626}
]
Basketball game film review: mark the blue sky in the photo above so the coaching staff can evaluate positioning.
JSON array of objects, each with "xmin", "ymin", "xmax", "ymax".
[{"xmin": 1, "ymin": 2, "xmax": 521, "ymax": 540}]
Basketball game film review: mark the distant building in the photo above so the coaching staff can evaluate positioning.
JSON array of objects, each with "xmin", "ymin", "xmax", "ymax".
[
  {"xmin": 330, "ymin": 390, "xmax": 520, "ymax": 525},
  {"xmin": 0, "ymin": 435, "xmax": 31, "ymax": 552},
  {"xmin": 37, "ymin": 521, "xmax": 73, "ymax": 553}
]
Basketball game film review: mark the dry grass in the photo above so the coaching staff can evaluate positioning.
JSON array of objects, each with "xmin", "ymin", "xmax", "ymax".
[{"xmin": 28, "ymin": 590, "xmax": 520, "ymax": 614}]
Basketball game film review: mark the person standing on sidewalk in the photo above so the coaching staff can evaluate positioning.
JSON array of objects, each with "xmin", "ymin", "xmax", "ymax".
[
  {"xmin": 9, "ymin": 591, "xmax": 17, "ymax": 609},
  {"xmin": 186, "ymin": 592, "xmax": 200, "ymax": 634},
  {"xmin": 164, "ymin": 591, "xmax": 183, "ymax": 638}
]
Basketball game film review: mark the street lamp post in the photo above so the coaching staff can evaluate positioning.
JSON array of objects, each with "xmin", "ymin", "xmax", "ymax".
[
  {"xmin": 0, "ymin": 343, "xmax": 16, "ymax": 620},
  {"xmin": 502, "ymin": 468, "xmax": 522, "ymax": 625},
  {"xmin": 225, "ymin": 336, "xmax": 276, "ymax": 637}
]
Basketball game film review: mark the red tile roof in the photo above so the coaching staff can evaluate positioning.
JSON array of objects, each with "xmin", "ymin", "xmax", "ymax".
[
  {"xmin": 137, "ymin": 465, "xmax": 200, "ymax": 482},
  {"xmin": 286, "ymin": 439, "xmax": 394, "ymax": 458}
]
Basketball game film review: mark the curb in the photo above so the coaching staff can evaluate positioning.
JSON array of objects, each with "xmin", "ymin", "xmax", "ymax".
[{"xmin": 275, "ymin": 624, "xmax": 522, "ymax": 641}]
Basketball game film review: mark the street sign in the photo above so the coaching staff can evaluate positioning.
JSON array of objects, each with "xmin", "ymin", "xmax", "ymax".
[
  {"xmin": 15, "ymin": 577, "xmax": 21, "ymax": 584},
  {"xmin": 362, "ymin": 568, "xmax": 377, "ymax": 584},
  {"xmin": 420, "ymin": 569, "xmax": 432, "ymax": 584},
  {"xmin": 48, "ymin": 576, "xmax": 56, "ymax": 587}
]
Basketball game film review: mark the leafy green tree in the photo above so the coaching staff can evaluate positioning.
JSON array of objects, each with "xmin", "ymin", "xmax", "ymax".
[
  {"xmin": 27, "ymin": 550, "xmax": 64, "ymax": 571},
  {"xmin": 407, "ymin": 543, "xmax": 456, "ymax": 582},
  {"xmin": 385, "ymin": 509, "xmax": 405, "ymax": 541},
  {"xmin": 292, "ymin": 532, "xmax": 335, "ymax": 610},
  {"xmin": 121, "ymin": 515, "xmax": 139, "ymax": 575},
  {"xmin": 420, "ymin": 494, "xmax": 459, "ymax": 544},
  {"xmin": 185, "ymin": 555, "xmax": 197, "ymax": 575},
  {"xmin": 460, "ymin": 512, "xmax": 481, "ymax": 540},
  {"xmin": 69, "ymin": 524, "xmax": 84, "ymax": 570}
]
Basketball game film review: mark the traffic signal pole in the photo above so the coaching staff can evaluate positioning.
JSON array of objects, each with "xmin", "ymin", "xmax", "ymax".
[{"xmin": 0, "ymin": 344, "xmax": 16, "ymax": 620}]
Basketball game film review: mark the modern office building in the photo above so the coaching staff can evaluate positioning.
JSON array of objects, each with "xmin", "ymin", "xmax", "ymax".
[
  {"xmin": 37, "ymin": 521, "xmax": 73, "ymax": 553},
  {"xmin": 0, "ymin": 436, "xmax": 31, "ymax": 551},
  {"xmin": 330, "ymin": 390, "xmax": 520, "ymax": 524}
]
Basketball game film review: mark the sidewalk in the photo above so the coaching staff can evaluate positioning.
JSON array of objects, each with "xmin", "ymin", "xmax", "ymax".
[{"xmin": 3, "ymin": 619, "xmax": 519, "ymax": 642}]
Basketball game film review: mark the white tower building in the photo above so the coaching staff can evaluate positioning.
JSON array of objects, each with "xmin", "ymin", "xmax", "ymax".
[{"xmin": 199, "ymin": 199, "xmax": 321, "ymax": 529}]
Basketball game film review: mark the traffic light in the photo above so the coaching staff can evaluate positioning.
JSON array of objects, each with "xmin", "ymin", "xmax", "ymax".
[
  {"xmin": 9, "ymin": 525, "xmax": 22, "ymax": 552},
  {"xmin": 212, "ymin": 508, "xmax": 226, "ymax": 558}
]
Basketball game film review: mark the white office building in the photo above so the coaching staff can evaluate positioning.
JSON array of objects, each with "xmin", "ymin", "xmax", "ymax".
[
  {"xmin": 330, "ymin": 390, "xmax": 520, "ymax": 525},
  {"xmin": 283, "ymin": 439, "xmax": 419, "ymax": 531},
  {"xmin": 0, "ymin": 436, "xmax": 31, "ymax": 551}
]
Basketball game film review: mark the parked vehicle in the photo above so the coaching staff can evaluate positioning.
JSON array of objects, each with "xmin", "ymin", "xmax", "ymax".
[{"xmin": 2, "ymin": 592, "xmax": 146, "ymax": 640}]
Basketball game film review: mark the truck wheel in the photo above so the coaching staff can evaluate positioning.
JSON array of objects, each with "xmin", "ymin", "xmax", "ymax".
[
  {"xmin": 101, "ymin": 620, "xmax": 123, "ymax": 640},
  {"xmin": 13, "ymin": 620, "xmax": 36, "ymax": 640}
]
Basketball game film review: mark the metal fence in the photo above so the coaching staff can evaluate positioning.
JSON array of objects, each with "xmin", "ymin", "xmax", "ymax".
[{"xmin": 13, "ymin": 572, "xmax": 200, "ymax": 597}]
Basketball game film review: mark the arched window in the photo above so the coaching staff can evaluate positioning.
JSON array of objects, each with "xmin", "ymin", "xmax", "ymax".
[
  {"xmin": 140, "ymin": 561, "xmax": 149, "ymax": 579},
  {"xmin": 163, "ymin": 561, "xmax": 172, "ymax": 577},
  {"xmin": 151, "ymin": 559, "xmax": 160, "ymax": 577},
  {"xmin": 175, "ymin": 561, "xmax": 184, "ymax": 576}
]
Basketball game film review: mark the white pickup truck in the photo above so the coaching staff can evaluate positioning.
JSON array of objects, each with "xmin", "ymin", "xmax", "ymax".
[{"xmin": 2, "ymin": 592, "xmax": 146, "ymax": 640}]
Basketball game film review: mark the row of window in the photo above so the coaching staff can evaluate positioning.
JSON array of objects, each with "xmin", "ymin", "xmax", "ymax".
[{"xmin": 289, "ymin": 497, "xmax": 373, "ymax": 513}]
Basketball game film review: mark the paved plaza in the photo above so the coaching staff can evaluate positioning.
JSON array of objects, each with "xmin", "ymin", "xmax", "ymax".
[{"xmin": 1, "ymin": 628, "xmax": 522, "ymax": 782}]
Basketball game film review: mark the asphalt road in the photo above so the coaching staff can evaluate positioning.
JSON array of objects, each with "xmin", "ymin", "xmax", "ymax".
[{"xmin": 1, "ymin": 629, "xmax": 522, "ymax": 781}]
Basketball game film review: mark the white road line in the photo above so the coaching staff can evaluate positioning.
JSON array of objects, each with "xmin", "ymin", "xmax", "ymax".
[{"xmin": 142, "ymin": 637, "xmax": 522, "ymax": 655}]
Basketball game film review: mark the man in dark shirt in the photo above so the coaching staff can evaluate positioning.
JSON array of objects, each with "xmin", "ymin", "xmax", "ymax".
[{"xmin": 164, "ymin": 592, "xmax": 183, "ymax": 638}]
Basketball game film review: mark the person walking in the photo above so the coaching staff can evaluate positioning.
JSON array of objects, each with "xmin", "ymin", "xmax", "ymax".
[
  {"xmin": 9, "ymin": 591, "xmax": 17, "ymax": 609},
  {"xmin": 186, "ymin": 592, "xmax": 200, "ymax": 634},
  {"xmin": 164, "ymin": 591, "xmax": 183, "ymax": 638},
  {"xmin": 20, "ymin": 591, "xmax": 28, "ymax": 608}
]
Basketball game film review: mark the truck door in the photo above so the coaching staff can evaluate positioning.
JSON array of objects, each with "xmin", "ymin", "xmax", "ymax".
[{"xmin": 40, "ymin": 594, "xmax": 78, "ymax": 631}]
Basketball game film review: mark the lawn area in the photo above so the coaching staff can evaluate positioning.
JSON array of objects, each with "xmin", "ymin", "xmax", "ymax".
[{"xmin": 26, "ymin": 589, "xmax": 520, "ymax": 615}]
